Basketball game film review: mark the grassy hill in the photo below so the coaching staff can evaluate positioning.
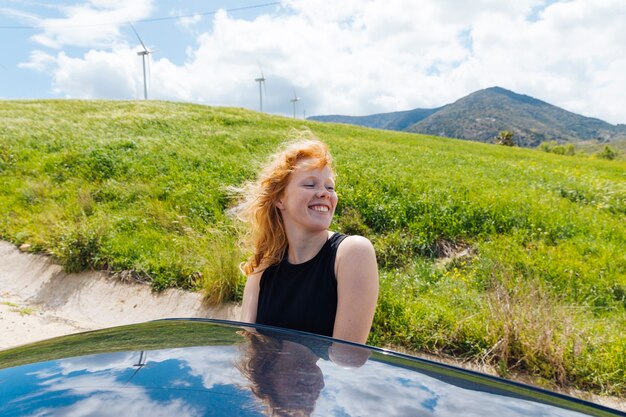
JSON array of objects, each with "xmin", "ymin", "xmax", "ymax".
[{"xmin": 0, "ymin": 100, "xmax": 624, "ymax": 396}]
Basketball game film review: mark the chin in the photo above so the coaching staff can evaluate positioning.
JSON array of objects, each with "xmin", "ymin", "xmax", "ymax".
[{"xmin": 307, "ymin": 220, "xmax": 332, "ymax": 232}]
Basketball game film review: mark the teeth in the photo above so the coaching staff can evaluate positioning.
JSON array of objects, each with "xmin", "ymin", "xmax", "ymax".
[{"xmin": 310, "ymin": 205, "xmax": 329, "ymax": 212}]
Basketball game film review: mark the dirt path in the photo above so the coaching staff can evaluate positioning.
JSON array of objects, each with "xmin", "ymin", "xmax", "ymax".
[{"xmin": 0, "ymin": 241, "xmax": 240, "ymax": 350}]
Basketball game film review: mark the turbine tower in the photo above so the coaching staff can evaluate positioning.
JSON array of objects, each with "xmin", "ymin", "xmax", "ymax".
[
  {"xmin": 290, "ymin": 89, "xmax": 300, "ymax": 119},
  {"xmin": 254, "ymin": 69, "xmax": 266, "ymax": 112},
  {"xmin": 129, "ymin": 23, "xmax": 152, "ymax": 100}
]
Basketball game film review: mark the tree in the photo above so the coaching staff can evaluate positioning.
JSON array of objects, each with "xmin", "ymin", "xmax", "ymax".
[
  {"xmin": 597, "ymin": 145, "xmax": 617, "ymax": 160},
  {"xmin": 496, "ymin": 130, "xmax": 515, "ymax": 146}
]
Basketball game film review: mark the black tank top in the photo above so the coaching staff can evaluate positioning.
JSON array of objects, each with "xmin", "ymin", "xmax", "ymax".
[{"xmin": 256, "ymin": 233, "xmax": 347, "ymax": 337}]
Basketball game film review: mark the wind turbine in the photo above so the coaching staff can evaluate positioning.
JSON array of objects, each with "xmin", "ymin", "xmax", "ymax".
[
  {"xmin": 290, "ymin": 89, "xmax": 300, "ymax": 119},
  {"xmin": 254, "ymin": 68, "xmax": 266, "ymax": 112},
  {"xmin": 126, "ymin": 350, "xmax": 147, "ymax": 383},
  {"xmin": 129, "ymin": 22, "xmax": 152, "ymax": 100}
]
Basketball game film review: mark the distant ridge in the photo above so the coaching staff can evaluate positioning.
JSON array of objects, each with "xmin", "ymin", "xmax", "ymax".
[
  {"xmin": 309, "ymin": 87, "xmax": 626, "ymax": 147},
  {"xmin": 309, "ymin": 107, "xmax": 441, "ymax": 131}
]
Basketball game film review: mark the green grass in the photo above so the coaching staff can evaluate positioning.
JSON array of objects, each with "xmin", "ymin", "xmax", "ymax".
[
  {"xmin": 1, "ymin": 301, "xmax": 19, "ymax": 307},
  {"xmin": 1, "ymin": 301, "xmax": 34, "ymax": 315},
  {"xmin": 0, "ymin": 99, "xmax": 624, "ymax": 396}
]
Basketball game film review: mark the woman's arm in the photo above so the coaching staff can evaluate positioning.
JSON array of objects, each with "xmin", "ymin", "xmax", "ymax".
[
  {"xmin": 333, "ymin": 235, "xmax": 379, "ymax": 344},
  {"xmin": 240, "ymin": 272, "xmax": 262, "ymax": 323}
]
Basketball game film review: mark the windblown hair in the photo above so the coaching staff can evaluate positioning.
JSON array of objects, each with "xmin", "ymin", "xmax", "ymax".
[
  {"xmin": 235, "ymin": 332, "xmax": 285, "ymax": 414},
  {"xmin": 235, "ymin": 331, "xmax": 322, "ymax": 417},
  {"xmin": 230, "ymin": 137, "xmax": 334, "ymax": 275}
]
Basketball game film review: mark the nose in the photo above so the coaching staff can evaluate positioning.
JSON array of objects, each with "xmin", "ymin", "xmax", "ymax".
[{"xmin": 316, "ymin": 187, "xmax": 330, "ymax": 198}]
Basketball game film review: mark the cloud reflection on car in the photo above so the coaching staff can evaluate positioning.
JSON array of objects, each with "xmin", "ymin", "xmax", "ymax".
[{"xmin": 0, "ymin": 319, "xmax": 620, "ymax": 417}]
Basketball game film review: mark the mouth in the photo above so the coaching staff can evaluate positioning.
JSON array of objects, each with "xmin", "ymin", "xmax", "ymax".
[{"xmin": 308, "ymin": 204, "xmax": 330, "ymax": 213}]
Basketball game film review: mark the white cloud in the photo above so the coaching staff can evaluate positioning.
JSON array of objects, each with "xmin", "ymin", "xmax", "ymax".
[
  {"xmin": 18, "ymin": 50, "xmax": 56, "ymax": 72},
  {"xmin": 170, "ymin": 9, "xmax": 204, "ymax": 29},
  {"xmin": 48, "ymin": 47, "xmax": 141, "ymax": 99},
  {"xmin": 0, "ymin": 5, "xmax": 41, "ymax": 26},
  {"xmin": 38, "ymin": 374, "xmax": 203, "ymax": 417},
  {"xmin": 454, "ymin": 0, "xmax": 626, "ymax": 123},
  {"xmin": 31, "ymin": 0, "xmax": 154, "ymax": 49},
  {"xmin": 20, "ymin": 0, "xmax": 626, "ymax": 123},
  {"xmin": 315, "ymin": 358, "xmax": 590, "ymax": 417}
]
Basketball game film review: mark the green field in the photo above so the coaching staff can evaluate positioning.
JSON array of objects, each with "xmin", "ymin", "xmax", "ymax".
[{"xmin": 0, "ymin": 100, "xmax": 624, "ymax": 396}]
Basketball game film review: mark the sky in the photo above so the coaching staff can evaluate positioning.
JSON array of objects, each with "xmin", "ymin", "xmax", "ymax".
[{"xmin": 1, "ymin": 0, "xmax": 625, "ymax": 124}]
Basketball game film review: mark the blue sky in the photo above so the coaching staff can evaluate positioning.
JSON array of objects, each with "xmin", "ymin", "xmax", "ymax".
[{"xmin": 1, "ymin": 0, "xmax": 625, "ymax": 123}]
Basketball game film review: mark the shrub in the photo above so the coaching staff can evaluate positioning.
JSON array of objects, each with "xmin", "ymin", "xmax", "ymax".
[
  {"xmin": 202, "ymin": 232, "xmax": 246, "ymax": 304},
  {"xmin": 596, "ymin": 145, "xmax": 617, "ymax": 160},
  {"xmin": 495, "ymin": 130, "xmax": 515, "ymax": 146},
  {"xmin": 485, "ymin": 275, "xmax": 578, "ymax": 384},
  {"xmin": 538, "ymin": 141, "xmax": 575, "ymax": 156},
  {"xmin": 53, "ymin": 225, "xmax": 104, "ymax": 273}
]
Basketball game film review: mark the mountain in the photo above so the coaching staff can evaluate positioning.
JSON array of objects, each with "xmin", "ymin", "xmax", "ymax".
[
  {"xmin": 308, "ymin": 107, "xmax": 441, "ymax": 131},
  {"xmin": 309, "ymin": 87, "xmax": 626, "ymax": 147},
  {"xmin": 407, "ymin": 87, "xmax": 626, "ymax": 147}
]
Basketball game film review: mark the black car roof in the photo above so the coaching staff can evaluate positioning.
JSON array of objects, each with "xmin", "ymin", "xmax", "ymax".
[{"xmin": 0, "ymin": 318, "xmax": 622, "ymax": 417}]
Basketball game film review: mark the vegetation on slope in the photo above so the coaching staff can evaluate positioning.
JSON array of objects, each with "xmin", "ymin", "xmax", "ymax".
[
  {"xmin": 0, "ymin": 100, "xmax": 624, "ymax": 396},
  {"xmin": 573, "ymin": 138, "xmax": 626, "ymax": 161}
]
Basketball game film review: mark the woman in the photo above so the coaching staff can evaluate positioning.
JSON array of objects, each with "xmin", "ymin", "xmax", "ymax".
[{"xmin": 232, "ymin": 137, "xmax": 378, "ymax": 344}]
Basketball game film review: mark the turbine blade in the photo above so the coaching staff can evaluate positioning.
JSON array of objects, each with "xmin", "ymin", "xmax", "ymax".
[
  {"xmin": 256, "ymin": 62, "xmax": 265, "ymax": 80},
  {"xmin": 129, "ymin": 22, "xmax": 148, "ymax": 52}
]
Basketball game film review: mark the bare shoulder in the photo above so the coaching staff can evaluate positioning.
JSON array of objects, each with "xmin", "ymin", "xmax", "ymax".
[
  {"xmin": 336, "ymin": 235, "xmax": 376, "ymax": 259},
  {"xmin": 335, "ymin": 234, "xmax": 377, "ymax": 279}
]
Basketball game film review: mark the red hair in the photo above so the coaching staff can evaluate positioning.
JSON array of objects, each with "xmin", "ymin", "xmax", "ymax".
[{"xmin": 231, "ymin": 137, "xmax": 334, "ymax": 275}]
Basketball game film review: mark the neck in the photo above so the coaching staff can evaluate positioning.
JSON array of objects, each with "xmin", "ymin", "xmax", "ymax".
[{"xmin": 285, "ymin": 229, "xmax": 331, "ymax": 264}]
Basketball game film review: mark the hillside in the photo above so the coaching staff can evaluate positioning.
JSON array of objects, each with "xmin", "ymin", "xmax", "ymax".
[
  {"xmin": 310, "ymin": 87, "xmax": 626, "ymax": 147},
  {"xmin": 0, "ymin": 100, "xmax": 624, "ymax": 397},
  {"xmin": 309, "ymin": 107, "xmax": 441, "ymax": 131},
  {"xmin": 408, "ymin": 87, "xmax": 626, "ymax": 146}
]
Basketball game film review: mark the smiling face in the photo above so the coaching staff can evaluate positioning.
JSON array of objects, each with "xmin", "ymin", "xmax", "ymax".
[{"xmin": 276, "ymin": 160, "xmax": 338, "ymax": 236}]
